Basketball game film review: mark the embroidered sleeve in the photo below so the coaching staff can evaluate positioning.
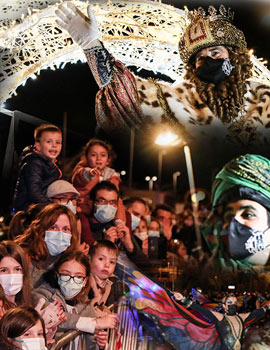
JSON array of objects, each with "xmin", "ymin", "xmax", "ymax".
[
  {"xmin": 84, "ymin": 43, "xmax": 115, "ymax": 88},
  {"xmin": 84, "ymin": 41, "xmax": 145, "ymax": 133}
]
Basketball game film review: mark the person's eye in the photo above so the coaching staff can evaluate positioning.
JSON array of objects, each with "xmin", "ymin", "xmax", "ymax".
[
  {"xmin": 110, "ymin": 261, "xmax": 116, "ymax": 265},
  {"xmin": 23, "ymin": 333, "xmax": 30, "ymax": 337},
  {"xmin": 241, "ymin": 211, "xmax": 256, "ymax": 219},
  {"xmin": 15, "ymin": 267, "xmax": 22, "ymax": 272},
  {"xmin": 50, "ymin": 225, "xmax": 58, "ymax": 231},
  {"xmin": 98, "ymin": 257, "xmax": 104, "ymax": 261},
  {"xmin": 212, "ymin": 50, "xmax": 220, "ymax": 57},
  {"xmin": 38, "ymin": 332, "xmax": 44, "ymax": 337},
  {"xmin": 62, "ymin": 226, "xmax": 71, "ymax": 233},
  {"xmin": 0, "ymin": 268, "xmax": 6, "ymax": 273}
]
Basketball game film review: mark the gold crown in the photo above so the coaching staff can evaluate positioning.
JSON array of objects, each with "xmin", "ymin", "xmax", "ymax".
[{"xmin": 179, "ymin": 5, "xmax": 247, "ymax": 64}]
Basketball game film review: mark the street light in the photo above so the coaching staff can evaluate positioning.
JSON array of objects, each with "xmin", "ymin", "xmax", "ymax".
[
  {"xmin": 120, "ymin": 170, "xmax": 126, "ymax": 176},
  {"xmin": 155, "ymin": 131, "xmax": 179, "ymax": 146},
  {"xmin": 145, "ymin": 176, "xmax": 157, "ymax": 191},
  {"xmin": 183, "ymin": 145, "xmax": 203, "ymax": 258},
  {"xmin": 155, "ymin": 130, "xmax": 180, "ymax": 191},
  {"xmin": 173, "ymin": 171, "xmax": 181, "ymax": 195}
]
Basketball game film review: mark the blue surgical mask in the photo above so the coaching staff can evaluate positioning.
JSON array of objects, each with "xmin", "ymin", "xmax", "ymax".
[
  {"xmin": 134, "ymin": 231, "xmax": 148, "ymax": 241},
  {"xmin": 45, "ymin": 230, "xmax": 71, "ymax": 256},
  {"xmin": 148, "ymin": 231, "xmax": 160, "ymax": 238},
  {"xmin": 62, "ymin": 201, "xmax": 77, "ymax": 214},
  {"xmin": 131, "ymin": 214, "xmax": 140, "ymax": 231},
  {"xmin": 15, "ymin": 338, "xmax": 47, "ymax": 350},
  {"xmin": 94, "ymin": 204, "xmax": 117, "ymax": 223},
  {"xmin": 57, "ymin": 277, "xmax": 84, "ymax": 299}
]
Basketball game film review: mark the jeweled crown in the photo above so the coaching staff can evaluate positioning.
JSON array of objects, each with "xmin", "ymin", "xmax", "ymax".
[{"xmin": 179, "ymin": 5, "xmax": 247, "ymax": 64}]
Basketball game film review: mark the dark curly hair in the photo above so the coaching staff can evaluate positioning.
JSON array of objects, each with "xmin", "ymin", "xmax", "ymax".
[{"xmin": 185, "ymin": 47, "xmax": 253, "ymax": 123}]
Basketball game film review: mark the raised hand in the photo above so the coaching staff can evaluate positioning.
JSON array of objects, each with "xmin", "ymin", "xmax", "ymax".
[
  {"xmin": 55, "ymin": 3, "xmax": 99, "ymax": 49},
  {"xmin": 94, "ymin": 330, "xmax": 108, "ymax": 349},
  {"xmin": 96, "ymin": 313, "xmax": 120, "ymax": 330}
]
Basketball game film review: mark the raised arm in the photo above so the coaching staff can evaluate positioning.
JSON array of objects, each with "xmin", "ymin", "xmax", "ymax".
[{"xmin": 55, "ymin": 4, "xmax": 144, "ymax": 133}]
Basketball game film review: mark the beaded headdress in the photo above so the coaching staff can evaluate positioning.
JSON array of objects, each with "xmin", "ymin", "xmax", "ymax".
[{"xmin": 178, "ymin": 5, "xmax": 247, "ymax": 64}]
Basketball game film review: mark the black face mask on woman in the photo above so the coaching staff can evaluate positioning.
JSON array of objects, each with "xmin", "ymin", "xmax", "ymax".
[
  {"xmin": 227, "ymin": 304, "xmax": 238, "ymax": 316},
  {"xmin": 195, "ymin": 56, "xmax": 234, "ymax": 84}
]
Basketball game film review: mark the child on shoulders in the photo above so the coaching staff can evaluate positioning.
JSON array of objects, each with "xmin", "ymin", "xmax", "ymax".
[{"xmin": 13, "ymin": 124, "xmax": 62, "ymax": 213}]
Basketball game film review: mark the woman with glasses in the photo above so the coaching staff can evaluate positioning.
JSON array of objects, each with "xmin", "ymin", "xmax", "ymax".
[
  {"xmin": 33, "ymin": 250, "xmax": 119, "ymax": 350},
  {"xmin": 15, "ymin": 203, "xmax": 80, "ymax": 288}
]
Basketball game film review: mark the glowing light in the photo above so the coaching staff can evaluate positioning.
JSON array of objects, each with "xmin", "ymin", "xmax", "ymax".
[
  {"xmin": 191, "ymin": 191, "xmax": 206, "ymax": 203},
  {"xmin": 145, "ymin": 176, "xmax": 150, "ymax": 181},
  {"xmin": 120, "ymin": 170, "xmax": 126, "ymax": 175},
  {"xmin": 152, "ymin": 176, "xmax": 157, "ymax": 181},
  {"xmin": 155, "ymin": 131, "xmax": 179, "ymax": 146}
]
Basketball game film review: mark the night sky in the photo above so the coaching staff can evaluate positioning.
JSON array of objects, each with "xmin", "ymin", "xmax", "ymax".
[{"xmin": 2, "ymin": 0, "xmax": 270, "ymax": 211}]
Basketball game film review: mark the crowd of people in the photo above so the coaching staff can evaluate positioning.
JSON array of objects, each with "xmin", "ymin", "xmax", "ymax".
[
  {"xmin": 1, "ymin": 1, "xmax": 270, "ymax": 349},
  {"xmin": 1, "ymin": 123, "xmax": 270, "ymax": 349}
]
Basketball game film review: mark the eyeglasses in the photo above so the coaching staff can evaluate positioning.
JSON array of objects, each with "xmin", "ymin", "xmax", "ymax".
[
  {"xmin": 95, "ymin": 197, "xmax": 118, "ymax": 206},
  {"xmin": 52, "ymin": 197, "xmax": 77, "ymax": 204},
  {"xmin": 58, "ymin": 273, "xmax": 86, "ymax": 284}
]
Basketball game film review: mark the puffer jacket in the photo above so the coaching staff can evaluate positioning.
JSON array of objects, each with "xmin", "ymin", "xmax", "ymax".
[{"xmin": 13, "ymin": 146, "xmax": 62, "ymax": 212}]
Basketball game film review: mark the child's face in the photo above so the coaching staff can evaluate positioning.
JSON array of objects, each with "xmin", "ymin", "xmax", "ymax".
[
  {"xmin": 0, "ymin": 256, "xmax": 23, "ymax": 275},
  {"xmin": 15, "ymin": 319, "xmax": 44, "ymax": 342},
  {"xmin": 90, "ymin": 247, "xmax": 117, "ymax": 280},
  {"xmin": 35, "ymin": 131, "xmax": 62, "ymax": 161},
  {"xmin": 58, "ymin": 259, "xmax": 87, "ymax": 286},
  {"xmin": 134, "ymin": 220, "xmax": 147, "ymax": 233},
  {"xmin": 87, "ymin": 145, "xmax": 110, "ymax": 170},
  {"xmin": 149, "ymin": 221, "xmax": 160, "ymax": 232}
]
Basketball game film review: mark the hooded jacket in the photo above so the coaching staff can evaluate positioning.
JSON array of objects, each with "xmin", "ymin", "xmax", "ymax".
[{"xmin": 13, "ymin": 146, "xmax": 62, "ymax": 212}]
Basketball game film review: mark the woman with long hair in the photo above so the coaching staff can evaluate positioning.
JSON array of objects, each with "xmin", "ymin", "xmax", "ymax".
[
  {"xmin": 15, "ymin": 203, "xmax": 80, "ymax": 288},
  {"xmin": 0, "ymin": 241, "xmax": 33, "ymax": 308}
]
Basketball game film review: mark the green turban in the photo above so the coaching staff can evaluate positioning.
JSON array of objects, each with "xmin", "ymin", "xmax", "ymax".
[
  {"xmin": 201, "ymin": 154, "xmax": 270, "ymax": 272},
  {"xmin": 212, "ymin": 154, "xmax": 270, "ymax": 209}
]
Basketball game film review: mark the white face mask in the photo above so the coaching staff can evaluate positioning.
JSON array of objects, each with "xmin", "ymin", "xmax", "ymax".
[
  {"xmin": 94, "ymin": 204, "xmax": 117, "ymax": 223},
  {"xmin": 62, "ymin": 201, "xmax": 77, "ymax": 214},
  {"xmin": 16, "ymin": 337, "xmax": 47, "ymax": 350},
  {"xmin": 134, "ymin": 231, "xmax": 148, "ymax": 241},
  {"xmin": 0, "ymin": 273, "xmax": 23, "ymax": 296},
  {"xmin": 45, "ymin": 231, "xmax": 71, "ymax": 256},
  {"xmin": 58, "ymin": 277, "xmax": 84, "ymax": 299},
  {"xmin": 148, "ymin": 231, "xmax": 160, "ymax": 238},
  {"xmin": 131, "ymin": 214, "xmax": 140, "ymax": 231}
]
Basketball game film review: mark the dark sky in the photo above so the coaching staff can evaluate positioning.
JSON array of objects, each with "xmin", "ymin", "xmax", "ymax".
[{"xmin": 3, "ymin": 0, "xmax": 270, "ymax": 202}]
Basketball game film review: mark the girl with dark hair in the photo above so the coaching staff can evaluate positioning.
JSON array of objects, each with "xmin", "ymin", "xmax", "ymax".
[
  {"xmin": 72, "ymin": 138, "xmax": 125, "ymax": 219},
  {"xmin": 0, "ymin": 241, "xmax": 33, "ymax": 308},
  {"xmin": 15, "ymin": 203, "xmax": 80, "ymax": 288},
  {"xmin": 33, "ymin": 250, "xmax": 119, "ymax": 350},
  {"xmin": 0, "ymin": 306, "xmax": 47, "ymax": 350}
]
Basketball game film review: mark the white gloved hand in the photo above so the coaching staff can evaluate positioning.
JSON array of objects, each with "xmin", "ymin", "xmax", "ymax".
[{"xmin": 55, "ymin": 3, "xmax": 99, "ymax": 49}]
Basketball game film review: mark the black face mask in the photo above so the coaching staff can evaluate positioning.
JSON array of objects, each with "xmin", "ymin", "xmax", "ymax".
[
  {"xmin": 228, "ymin": 218, "xmax": 269, "ymax": 260},
  {"xmin": 195, "ymin": 56, "xmax": 234, "ymax": 84},
  {"xmin": 227, "ymin": 304, "xmax": 238, "ymax": 316}
]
